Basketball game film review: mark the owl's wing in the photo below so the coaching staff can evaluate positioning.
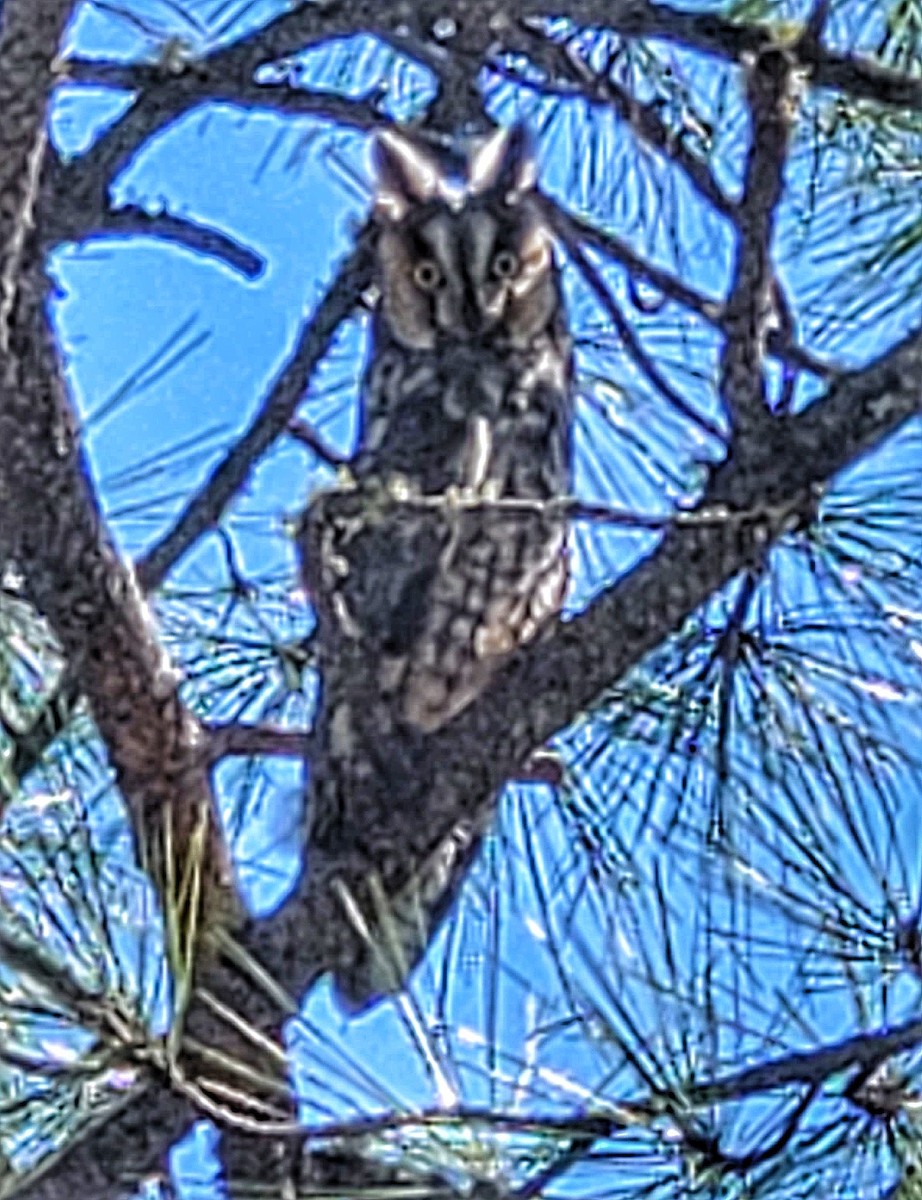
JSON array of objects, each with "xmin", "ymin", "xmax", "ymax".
[
  {"xmin": 301, "ymin": 483, "xmax": 448, "ymax": 655},
  {"xmin": 399, "ymin": 507, "xmax": 568, "ymax": 732}
]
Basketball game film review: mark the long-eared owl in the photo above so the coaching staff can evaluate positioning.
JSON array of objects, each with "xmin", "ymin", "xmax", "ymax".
[{"xmin": 300, "ymin": 123, "xmax": 573, "ymax": 1006}]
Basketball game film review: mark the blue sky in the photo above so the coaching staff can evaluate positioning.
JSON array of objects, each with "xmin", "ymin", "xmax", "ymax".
[{"xmin": 9, "ymin": 0, "xmax": 922, "ymax": 1194}]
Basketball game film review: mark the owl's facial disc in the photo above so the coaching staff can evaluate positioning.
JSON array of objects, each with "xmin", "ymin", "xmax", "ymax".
[{"xmin": 371, "ymin": 127, "xmax": 558, "ymax": 348}]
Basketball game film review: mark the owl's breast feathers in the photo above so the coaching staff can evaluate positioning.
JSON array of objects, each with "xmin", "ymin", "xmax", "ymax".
[{"xmin": 358, "ymin": 313, "xmax": 572, "ymax": 498}]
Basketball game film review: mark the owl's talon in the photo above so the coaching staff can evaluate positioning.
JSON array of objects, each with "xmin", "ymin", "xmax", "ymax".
[
  {"xmin": 443, "ymin": 483, "xmax": 463, "ymax": 509},
  {"xmin": 385, "ymin": 473, "xmax": 415, "ymax": 502}
]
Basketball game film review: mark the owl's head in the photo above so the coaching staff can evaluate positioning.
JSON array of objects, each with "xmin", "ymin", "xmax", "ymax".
[{"xmin": 370, "ymin": 125, "xmax": 559, "ymax": 350}]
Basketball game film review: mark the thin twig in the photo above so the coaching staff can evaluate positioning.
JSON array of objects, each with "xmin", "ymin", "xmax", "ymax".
[
  {"xmin": 206, "ymin": 722, "xmax": 309, "ymax": 762},
  {"xmin": 523, "ymin": 0, "xmax": 922, "ymax": 111},
  {"xmin": 549, "ymin": 201, "xmax": 836, "ymax": 381},
  {"xmin": 287, "ymin": 417, "xmax": 349, "ymax": 467},
  {"xmin": 556, "ymin": 227, "xmax": 726, "ymax": 441}
]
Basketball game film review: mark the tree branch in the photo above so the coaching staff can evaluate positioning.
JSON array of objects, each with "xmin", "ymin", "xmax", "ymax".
[
  {"xmin": 549, "ymin": 203, "xmax": 836, "ymax": 380},
  {"xmin": 719, "ymin": 48, "xmax": 796, "ymax": 437},
  {"xmin": 688, "ymin": 1012, "xmax": 922, "ymax": 1106},
  {"xmin": 0, "ymin": 0, "xmax": 74, "ymax": 361},
  {"xmin": 43, "ymin": 0, "xmax": 404, "ymax": 249},
  {"xmin": 47, "ymin": 201, "xmax": 265, "ymax": 276},
  {"xmin": 43, "ymin": 0, "xmax": 922, "ymax": 270},
  {"xmin": 552, "ymin": 222, "xmax": 725, "ymax": 441},
  {"xmin": 520, "ymin": 0, "xmax": 922, "ymax": 111},
  {"xmin": 64, "ymin": 55, "xmax": 388, "ymax": 127},
  {"xmin": 0, "ymin": 252, "xmax": 232, "ymax": 882},
  {"xmin": 134, "ymin": 236, "xmax": 372, "ymax": 591},
  {"xmin": 206, "ymin": 721, "xmax": 309, "ymax": 763},
  {"xmin": 287, "ymin": 416, "xmax": 349, "ymax": 468},
  {"xmin": 498, "ymin": 19, "xmax": 736, "ymax": 218}
]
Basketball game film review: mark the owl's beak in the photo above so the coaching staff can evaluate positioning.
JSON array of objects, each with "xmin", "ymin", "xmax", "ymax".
[{"xmin": 458, "ymin": 291, "xmax": 484, "ymax": 337}]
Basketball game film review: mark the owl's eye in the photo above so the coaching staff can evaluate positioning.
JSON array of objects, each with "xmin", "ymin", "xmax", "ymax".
[
  {"xmin": 413, "ymin": 260, "xmax": 443, "ymax": 290},
  {"xmin": 491, "ymin": 250, "xmax": 519, "ymax": 279}
]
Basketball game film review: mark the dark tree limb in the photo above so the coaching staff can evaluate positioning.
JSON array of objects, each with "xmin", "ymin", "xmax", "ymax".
[
  {"xmin": 377, "ymin": 18, "xmax": 493, "ymax": 136},
  {"xmin": 0, "ymin": 4, "xmax": 231, "ymax": 900},
  {"xmin": 499, "ymin": 20, "xmax": 736, "ymax": 218},
  {"xmin": 63, "ymin": 56, "xmax": 389, "ymax": 127},
  {"xmin": 690, "ymin": 1011, "xmax": 922, "ymax": 1106},
  {"xmin": 47, "ymin": 202, "xmax": 266, "ymax": 277},
  {"xmin": 1, "ymin": 13, "xmax": 250, "ymax": 1200},
  {"xmin": 0, "ymin": 252, "xmax": 232, "ymax": 887},
  {"xmin": 550, "ymin": 204, "xmax": 836, "ymax": 380},
  {"xmin": 521, "ymin": 0, "xmax": 922, "ymax": 111},
  {"xmin": 719, "ymin": 47, "xmax": 796, "ymax": 438},
  {"xmin": 0, "ymin": 0, "xmax": 74, "ymax": 363},
  {"xmin": 206, "ymin": 722, "xmax": 309, "ymax": 763},
  {"xmin": 42, "ymin": 0, "xmax": 404, "ymax": 246},
  {"xmin": 51, "ymin": 0, "xmax": 919, "ymax": 292},
  {"xmin": 134, "ymin": 237, "xmax": 373, "ymax": 591}
]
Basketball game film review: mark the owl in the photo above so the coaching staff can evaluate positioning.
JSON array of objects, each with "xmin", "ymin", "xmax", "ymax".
[{"xmin": 300, "ymin": 124, "xmax": 573, "ymax": 1006}]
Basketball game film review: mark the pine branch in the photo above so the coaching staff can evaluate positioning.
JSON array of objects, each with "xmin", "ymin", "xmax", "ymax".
[
  {"xmin": 519, "ymin": 0, "xmax": 922, "ymax": 111},
  {"xmin": 719, "ymin": 47, "xmax": 796, "ymax": 438},
  {"xmin": 134, "ymin": 235, "xmax": 372, "ymax": 591},
  {"xmin": 499, "ymin": 19, "xmax": 736, "ymax": 218},
  {"xmin": 549, "ymin": 202, "xmax": 836, "ymax": 380},
  {"xmin": 690, "ymin": 1012, "xmax": 922, "ymax": 1105},
  {"xmin": 47, "ymin": 202, "xmax": 265, "ymax": 276},
  {"xmin": 0, "ymin": 258, "xmax": 234, "ymax": 900},
  {"xmin": 63, "ymin": 56, "xmax": 388, "ymax": 128},
  {"xmin": 43, "ymin": 0, "xmax": 402, "ymax": 246}
]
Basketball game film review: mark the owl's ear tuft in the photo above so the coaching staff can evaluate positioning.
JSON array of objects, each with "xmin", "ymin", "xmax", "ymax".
[
  {"xmin": 468, "ymin": 124, "xmax": 537, "ymax": 203},
  {"xmin": 372, "ymin": 130, "xmax": 442, "ymax": 221}
]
